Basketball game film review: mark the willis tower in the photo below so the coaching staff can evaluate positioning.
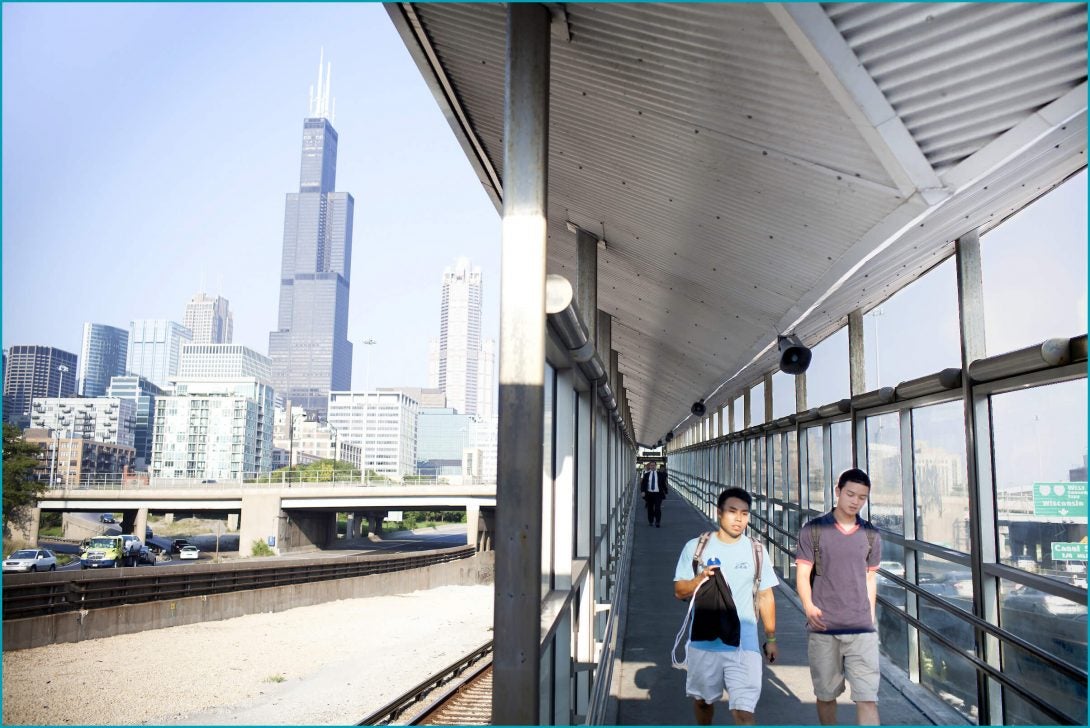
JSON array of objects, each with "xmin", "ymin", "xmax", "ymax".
[{"xmin": 269, "ymin": 52, "xmax": 354, "ymax": 418}]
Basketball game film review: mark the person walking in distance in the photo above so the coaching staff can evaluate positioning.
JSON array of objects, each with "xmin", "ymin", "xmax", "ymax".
[
  {"xmin": 673, "ymin": 488, "xmax": 779, "ymax": 725},
  {"xmin": 640, "ymin": 461, "xmax": 668, "ymax": 526},
  {"xmin": 796, "ymin": 468, "xmax": 882, "ymax": 725}
]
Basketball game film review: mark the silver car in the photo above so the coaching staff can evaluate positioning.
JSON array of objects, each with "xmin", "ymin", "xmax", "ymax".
[{"xmin": 3, "ymin": 549, "xmax": 58, "ymax": 573}]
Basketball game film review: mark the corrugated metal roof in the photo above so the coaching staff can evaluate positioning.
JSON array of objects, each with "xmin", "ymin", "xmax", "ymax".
[
  {"xmin": 825, "ymin": 2, "xmax": 1088, "ymax": 172},
  {"xmin": 392, "ymin": 2, "xmax": 1086, "ymax": 445}
]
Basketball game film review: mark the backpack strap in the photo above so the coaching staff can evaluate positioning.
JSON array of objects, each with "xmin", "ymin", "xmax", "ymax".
[
  {"xmin": 691, "ymin": 531, "xmax": 715, "ymax": 576},
  {"xmin": 864, "ymin": 520, "xmax": 877, "ymax": 561},
  {"xmin": 811, "ymin": 517, "xmax": 823, "ymax": 576},
  {"xmin": 750, "ymin": 536, "xmax": 763, "ymax": 610}
]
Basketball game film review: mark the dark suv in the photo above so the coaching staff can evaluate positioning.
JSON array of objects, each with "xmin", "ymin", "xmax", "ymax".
[
  {"xmin": 100, "ymin": 513, "xmax": 116, "ymax": 524},
  {"xmin": 170, "ymin": 539, "xmax": 192, "ymax": 554}
]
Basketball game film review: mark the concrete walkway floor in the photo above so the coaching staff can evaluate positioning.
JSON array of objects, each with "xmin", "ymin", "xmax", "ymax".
[{"xmin": 612, "ymin": 494, "xmax": 966, "ymax": 725}]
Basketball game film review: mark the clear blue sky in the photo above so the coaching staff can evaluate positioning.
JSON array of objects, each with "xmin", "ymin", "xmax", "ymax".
[{"xmin": 2, "ymin": 2, "xmax": 500, "ymax": 391}]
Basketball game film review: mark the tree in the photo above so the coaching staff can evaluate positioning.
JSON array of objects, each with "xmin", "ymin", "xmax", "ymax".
[{"xmin": 3, "ymin": 424, "xmax": 46, "ymax": 537}]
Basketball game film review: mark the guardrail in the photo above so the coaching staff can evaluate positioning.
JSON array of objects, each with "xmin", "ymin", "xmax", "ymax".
[
  {"xmin": 40, "ymin": 472, "xmax": 498, "ymax": 490},
  {"xmin": 2, "ymin": 546, "xmax": 474, "ymax": 621}
]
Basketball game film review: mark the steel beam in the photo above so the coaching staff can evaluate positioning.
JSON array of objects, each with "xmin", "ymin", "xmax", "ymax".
[{"xmin": 493, "ymin": 4, "xmax": 550, "ymax": 724}]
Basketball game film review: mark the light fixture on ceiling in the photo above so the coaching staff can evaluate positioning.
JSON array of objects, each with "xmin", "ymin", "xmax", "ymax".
[{"xmin": 691, "ymin": 399, "xmax": 707, "ymax": 417}]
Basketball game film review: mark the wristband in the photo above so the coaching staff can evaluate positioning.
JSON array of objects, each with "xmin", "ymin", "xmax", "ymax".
[{"xmin": 765, "ymin": 634, "xmax": 776, "ymax": 642}]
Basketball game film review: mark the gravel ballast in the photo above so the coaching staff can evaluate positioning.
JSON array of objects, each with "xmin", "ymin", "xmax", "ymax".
[{"xmin": 2, "ymin": 584, "xmax": 494, "ymax": 725}]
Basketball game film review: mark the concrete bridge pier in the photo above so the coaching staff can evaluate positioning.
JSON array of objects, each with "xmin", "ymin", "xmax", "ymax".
[
  {"xmin": 366, "ymin": 511, "xmax": 385, "ymax": 541},
  {"xmin": 7, "ymin": 507, "xmax": 41, "ymax": 545},
  {"xmin": 477, "ymin": 506, "xmax": 496, "ymax": 552}
]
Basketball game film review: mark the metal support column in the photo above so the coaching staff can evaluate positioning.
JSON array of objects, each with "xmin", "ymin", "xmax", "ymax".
[
  {"xmin": 848, "ymin": 308, "xmax": 866, "ymax": 467},
  {"xmin": 494, "ymin": 4, "xmax": 550, "ymax": 724},
  {"xmin": 954, "ymin": 229, "xmax": 996, "ymax": 724}
]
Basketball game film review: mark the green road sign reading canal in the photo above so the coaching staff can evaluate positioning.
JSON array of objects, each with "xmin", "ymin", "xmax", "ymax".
[
  {"xmin": 1051, "ymin": 542, "xmax": 1088, "ymax": 561},
  {"xmin": 1033, "ymin": 482, "xmax": 1088, "ymax": 518}
]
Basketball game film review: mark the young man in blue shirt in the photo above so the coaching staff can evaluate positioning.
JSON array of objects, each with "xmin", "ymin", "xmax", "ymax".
[{"xmin": 674, "ymin": 487, "xmax": 779, "ymax": 725}]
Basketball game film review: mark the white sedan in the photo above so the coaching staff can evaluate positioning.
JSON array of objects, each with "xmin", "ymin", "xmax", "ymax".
[{"xmin": 178, "ymin": 545, "xmax": 201, "ymax": 560}]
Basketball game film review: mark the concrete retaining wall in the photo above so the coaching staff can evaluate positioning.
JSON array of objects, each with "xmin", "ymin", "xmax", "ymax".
[{"xmin": 3, "ymin": 552, "xmax": 495, "ymax": 651}]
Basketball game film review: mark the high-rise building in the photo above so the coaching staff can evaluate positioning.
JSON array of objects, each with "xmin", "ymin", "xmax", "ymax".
[
  {"xmin": 151, "ymin": 377, "xmax": 275, "ymax": 480},
  {"xmin": 183, "ymin": 292, "xmax": 233, "ymax": 345},
  {"xmin": 77, "ymin": 323, "xmax": 129, "ymax": 397},
  {"xmin": 327, "ymin": 390, "xmax": 418, "ymax": 479},
  {"xmin": 106, "ymin": 375, "xmax": 162, "ymax": 470},
  {"xmin": 478, "ymin": 338, "xmax": 496, "ymax": 419},
  {"xmin": 429, "ymin": 257, "xmax": 492, "ymax": 416},
  {"xmin": 269, "ymin": 53, "xmax": 354, "ymax": 419},
  {"xmin": 2, "ymin": 345, "xmax": 78, "ymax": 427},
  {"xmin": 178, "ymin": 344, "xmax": 272, "ymax": 384},
  {"xmin": 127, "ymin": 320, "xmax": 192, "ymax": 390}
]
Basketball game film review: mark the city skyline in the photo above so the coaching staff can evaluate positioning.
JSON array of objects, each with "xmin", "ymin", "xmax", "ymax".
[{"xmin": 2, "ymin": 3, "xmax": 501, "ymax": 394}]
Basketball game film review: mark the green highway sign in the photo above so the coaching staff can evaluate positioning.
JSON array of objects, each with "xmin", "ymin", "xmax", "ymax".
[
  {"xmin": 1032, "ymin": 482, "xmax": 1088, "ymax": 518},
  {"xmin": 1051, "ymin": 542, "xmax": 1088, "ymax": 562}
]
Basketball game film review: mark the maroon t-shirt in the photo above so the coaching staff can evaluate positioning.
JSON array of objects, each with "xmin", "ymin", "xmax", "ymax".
[{"xmin": 796, "ymin": 512, "xmax": 881, "ymax": 633}]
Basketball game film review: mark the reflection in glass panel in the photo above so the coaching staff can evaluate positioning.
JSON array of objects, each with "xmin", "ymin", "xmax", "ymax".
[
  {"xmin": 913, "ymin": 401, "xmax": 968, "ymax": 550},
  {"xmin": 999, "ymin": 580, "xmax": 1087, "ymax": 724},
  {"xmin": 917, "ymin": 552, "xmax": 973, "ymax": 616},
  {"xmin": 751, "ymin": 437, "xmax": 764, "ymax": 497},
  {"xmin": 772, "ymin": 503, "xmax": 787, "ymax": 570},
  {"xmin": 992, "ymin": 379, "xmax": 1088, "ymax": 581},
  {"xmin": 751, "ymin": 381, "xmax": 765, "ymax": 426},
  {"xmin": 865, "ymin": 413, "xmax": 903, "ymax": 534},
  {"xmin": 733, "ymin": 396, "xmax": 743, "ymax": 432},
  {"xmin": 542, "ymin": 363, "xmax": 556, "ymax": 594},
  {"xmin": 862, "ymin": 259, "xmax": 960, "ymax": 392},
  {"xmin": 982, "ymin": 169, "xmax": 1087, "ymax": 358},
  {"xmin": 787, "ymin": 433, "xmax": 799, "ymax": 504},
  {"xmin": 807, "ymin": 427, "xmax": 825, "ymax": 512},
  {"xmin": 772, "ymin": 434, "xmax": 784, "ymax": 500},
  {"xmin": 877, "ymin": 542, "xmax": 906, "ymax": 609},
  {"xmin": 877, "ymin": 602, "xmax": 908, "ymax": 673},
  {"xmin": 772, "ymin": 370, "xmax": 795, "ymax": 420},
  {"xmin": 806, "ymin": 327, "xmax": 850, "ymax": 410},
  {"xmin": 919, "ymin": 633, "xmax": 978, "ymax": 723},
  {"xmin": 831, "ymin": 420, "xmax": 852, "ymax": 487}
]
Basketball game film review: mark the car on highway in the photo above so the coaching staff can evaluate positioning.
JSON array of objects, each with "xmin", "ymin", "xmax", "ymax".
[
  {"xmin": 171, "ymin": 539, "xmax": 192, "ymax": 554},
  {"xmin": 178, "ymin": 545, "xmax": 200, "ymax": 560},
  {"xmin": 3, "ymin": 549, "xmax": 58, "ymax": 573},
  {"xmin": 100, "ymin": 513, "xmax": 116, "ymax": 524},
  {"xmin": 137, "ymin": 545, "xmax": 156, "ymax": 565}
]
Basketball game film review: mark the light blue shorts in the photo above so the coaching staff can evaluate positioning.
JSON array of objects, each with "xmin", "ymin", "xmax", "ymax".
[{"xmin": 685, "ymin": 645, "xmax": 763, "ymax": 713}]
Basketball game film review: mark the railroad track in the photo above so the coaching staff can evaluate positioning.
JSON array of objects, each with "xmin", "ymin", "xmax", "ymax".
[{"xmin": 358, "ymin": 641, "xmax": 493, "ymax": 725}]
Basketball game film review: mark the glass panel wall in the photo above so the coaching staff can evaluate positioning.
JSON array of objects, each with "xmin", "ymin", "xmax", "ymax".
[
  {"xmin": 772, "ymin": 370, "xmax": 795, "ymax": 420},
  {"xmin": 912, "ymin": 401, "xmax": 968, "ymax": 551},
  {"xmin": 863, "ymin": 260, "xmax": 960, "ymax": 392},
  {"xmin": 806, "ymin": 426, "xmax": 825, "ymax": 513},
  {"xmin": 806, "ymin": 327, "xmax": 850, "ymax": 409},
  {"xmin": 981, "ymin": 169, "xmax": 1087, "ymax": 357},
  {"xmin": 865, "ymin": 413, "xmax": 903, "ymax": 533},
  {"xmin": 991, "ymin": 378, "xmax": 1088, "ymax": 580}
]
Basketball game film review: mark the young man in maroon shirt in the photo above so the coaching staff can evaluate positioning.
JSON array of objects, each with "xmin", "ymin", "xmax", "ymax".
[{"xmin": 796, "ymin": 468, "xmax": 882, "ymax": 725}]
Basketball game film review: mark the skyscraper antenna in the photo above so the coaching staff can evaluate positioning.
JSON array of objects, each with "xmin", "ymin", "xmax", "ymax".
[{"xmin": 307, "ymin": 49, "xmax": 335, "ymax": 121}]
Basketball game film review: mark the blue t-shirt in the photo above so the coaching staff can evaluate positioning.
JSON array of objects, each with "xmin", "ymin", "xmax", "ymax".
[{"xmin": 674, "ymin": 535, "xmax": 779, "ymax": 653}]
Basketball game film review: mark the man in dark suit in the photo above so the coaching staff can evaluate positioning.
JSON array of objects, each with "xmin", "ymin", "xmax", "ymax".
[{"xmin": 640, "ymin": 461, "xmax": 668, "ymax": 527}]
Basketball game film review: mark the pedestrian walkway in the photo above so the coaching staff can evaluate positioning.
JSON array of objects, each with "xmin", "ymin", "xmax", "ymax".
[{"xmin": 611, "ymin": 493, "xmax": 966, "ymax": 725}]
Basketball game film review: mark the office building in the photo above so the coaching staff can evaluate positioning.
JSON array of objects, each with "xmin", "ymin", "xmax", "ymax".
[
  {"xmin": 327, "ymin": 390, "xmax": 417, "ymax": 479},
  {"xmin": 106, "ymin": 375, "xmax": 163, "ymax": 470},
  {"xmin": 2, "ymin": 345, "xmax": 78, "ymax": 427},
  {"xmin": 151, "ymin": 377, "xmax": 274, "ymax": 480},
  {"xmin": 183, "ymin": 292, "xmax": 234, "ymax": 345},
  {"xmin": 427, "ymin": 258, "xmax": 496, "ymax": 417},
  {"xmin": 77, "ymin": 323, "xmax": 129, "ymax": 397},
  {"xmin": 269, "ymin": 53, "xmax": 355, "ymax": 419},
  {"xmin": 178, "ymin": 344, "xmax": 272, "ymax": 384},
  {"xmin": 415, "ymin": 407, "xmax": 476, "ymax": 477},
  {"xmin": 127, "ymin": 319, "xmax": 192, "ymax": 390},
  {"xmin": 272, "ymin": 404, "xmax": 361, "ymax": 470}
]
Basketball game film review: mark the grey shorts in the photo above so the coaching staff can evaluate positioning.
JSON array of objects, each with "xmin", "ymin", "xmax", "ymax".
[
  {"xmin": 685, "ymin": 646, "xmax": 764, "ymax": 713},
  {"xmin": 808, "ymin": 632, "xmax": 880, "ymax": 703}
]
